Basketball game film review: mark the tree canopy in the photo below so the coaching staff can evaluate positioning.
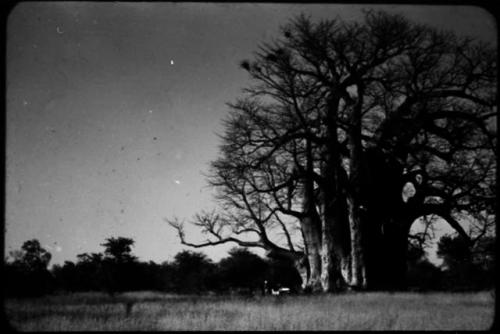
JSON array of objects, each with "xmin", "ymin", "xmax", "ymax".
[
  {"xmin": 101, "ymin": 237, "xmax": 137, "ymax": 263},
  {"xmin": 168, "ymin": 11, "xmax": 496, "ymax": 292},
  {"xmin": 437, "ymin": 234, "xmax": 495, "ymax": 290},
  {"xmin": 4, "ymin": 239, "xmax": 54, "ymax": 296}
]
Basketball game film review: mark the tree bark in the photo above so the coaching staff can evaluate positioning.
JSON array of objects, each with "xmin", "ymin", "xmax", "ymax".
[
  {"xmin": 382, "ymin": 219, "xmax": 412, "ymax": 290},
  {"xmin": 345, "ymin": 83, "xmax": 367, "ymax": 289},
  {"xmin": 300, "ymin": 228, "xmax": 322, "ymax": 292},
  {"xmin": 320, "ymin": 94, "xmax": 350, "ymax": 292},
  {"xmin": 299, "ymin": 139, "xmax": 323, "ymax": 292},
  {"xmin": 301, "ymin": 191, "xmax": 321, "ymax": 292},
  {"xmin": 358, "ymin": 148, "xmax": 408, "ymax": 290}
]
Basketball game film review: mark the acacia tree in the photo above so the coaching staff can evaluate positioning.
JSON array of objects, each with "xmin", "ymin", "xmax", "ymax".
[
  {"xmin": 168, "ymin": 11, "xmax": 496, "ymax": 292},
  {"xmin": 101, "ymin": 237, "xmax": 137, "ymax": 264},
  {"xmin": 100, "ymin": 237, "xmax": 138, "ymax": 294}
]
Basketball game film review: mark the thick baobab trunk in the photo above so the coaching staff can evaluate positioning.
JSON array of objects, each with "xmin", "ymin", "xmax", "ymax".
[
  {"xmin": 293, "ymin": 257, "xmax": 309, "ymax": 291},
  {"xmin": 319, "ymin": 216, "xmax": 341, "ymax": 292},
  {"xmin": 346, "ymin": 197, "xmax": 366, "ymax": 289},
  {"xmin": 380, "ymin": 171, "xmax": 427, "ymax": 290},
  {"xmin": 345, "ymin": 82, "xmax": 367, "ymax": 290},
  {"xmin": 363, "ymin": 217, "xmax": 412, "ymax": 290},
  {"xmin": 296, "ymin": 220, "xmax": 323, "ymax": 293},
  {"xmin": 320, "ymin": 95, "xmax": 351, "ymax": 292},
  {"xmin": 300, "ymin": 225, "xmax": 322, "ymax": 292},
  {"xmin": 299, "ymin": 139, "xmax": 323, "ymax": 292},
  {"xmin": 381, "ymin": 219, "xmax": 412, "ymax": 290},
  {"xmin": 361, "ymin": 217, "xmax": 385, "ymax": 290},
  {"xmin": 360, "ymin": 149, "xmax": 426, "ymax": 290},
  {"xmin": 355, "ymin": 148, "xmax": 395, "ymax": 290}
]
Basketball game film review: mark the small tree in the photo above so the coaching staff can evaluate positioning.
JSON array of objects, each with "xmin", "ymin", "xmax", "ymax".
[
  {"xmin": 17, "ymin": 239, "xmax": 52, "ymax": 271},
  {"xmin": 172, "ymin": 251, "xmax": 217, "ymax": 293},
  {"xmin": 74, "ymin": 252, "xmax": 106, "ymax": 291},
  {"xmin": 266, "ymin": 252, "xmax": 303, "ymax": 293},
  {"xmin": 52, "ymin": 261, "xmax": 79, "ymax": 292},
  {"xmin": 472, "ymin": 236, "xmax": 495, "ymax": 276},
  {"xmin": 101, "ymin": 237, "xmax": 137, "ymax": 263},
  {"xmin": 218, "ymin": 248, "xmax": 268, "ymax": 293},
  {"xmin": 438, "ymin": 235, "xmax": 473, "ymax": 270},
  {"xmin": 437, "ymin": 234, "xmax": 495, "ymax": 290},
  {"xmin": 99, "ymin": 237, "xmax": 138, "ymax": 295},
  {"xmin": 4, "ymin": 239, "xmax": 54, "ymax": 296}
]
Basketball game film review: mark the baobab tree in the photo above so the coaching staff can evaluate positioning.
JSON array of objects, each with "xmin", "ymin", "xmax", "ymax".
[{"xmin": 168, "ymin": 10, "xmax": 496, "ymax": 292}]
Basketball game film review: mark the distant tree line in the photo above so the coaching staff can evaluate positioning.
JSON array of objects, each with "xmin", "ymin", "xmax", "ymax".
[
  {"xmin": 3, "ymin": 237, "xmax": 301, "ymax": 297},
  {"xmin": 3, "ymin": 234, "xmax": 495, "ymax": 298}
]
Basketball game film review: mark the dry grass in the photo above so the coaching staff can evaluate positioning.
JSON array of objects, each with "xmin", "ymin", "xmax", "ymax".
[{"xmin": 4, "ymin": 290, "xmax": 495, "ymax": 330}]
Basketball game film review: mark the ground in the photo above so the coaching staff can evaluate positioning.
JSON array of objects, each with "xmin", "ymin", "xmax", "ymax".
[{"xmin": 4, "ymin": 290, "xmax": 495, "ymax": 330}]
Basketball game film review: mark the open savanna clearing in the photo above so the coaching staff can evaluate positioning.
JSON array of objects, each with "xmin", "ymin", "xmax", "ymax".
[{"xmin": 4, "ymin": 291, "xmax": 495, "ymax": 330}]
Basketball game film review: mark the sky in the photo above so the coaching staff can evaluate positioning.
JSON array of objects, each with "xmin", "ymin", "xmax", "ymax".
[{"xmin": 5, "ymin": 2, "xmax": 497, "ymax": 267}]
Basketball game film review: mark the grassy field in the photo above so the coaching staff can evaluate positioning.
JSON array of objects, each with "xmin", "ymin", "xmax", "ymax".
[{"xmin": 4, "ymin": 290, "xmax": 495, "ymax": 330}]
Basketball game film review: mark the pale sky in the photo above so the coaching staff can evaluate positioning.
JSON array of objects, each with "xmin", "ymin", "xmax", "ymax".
[{"xmin": 5, "ymin": 2, "xmax": 496, "ymax": 266}]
